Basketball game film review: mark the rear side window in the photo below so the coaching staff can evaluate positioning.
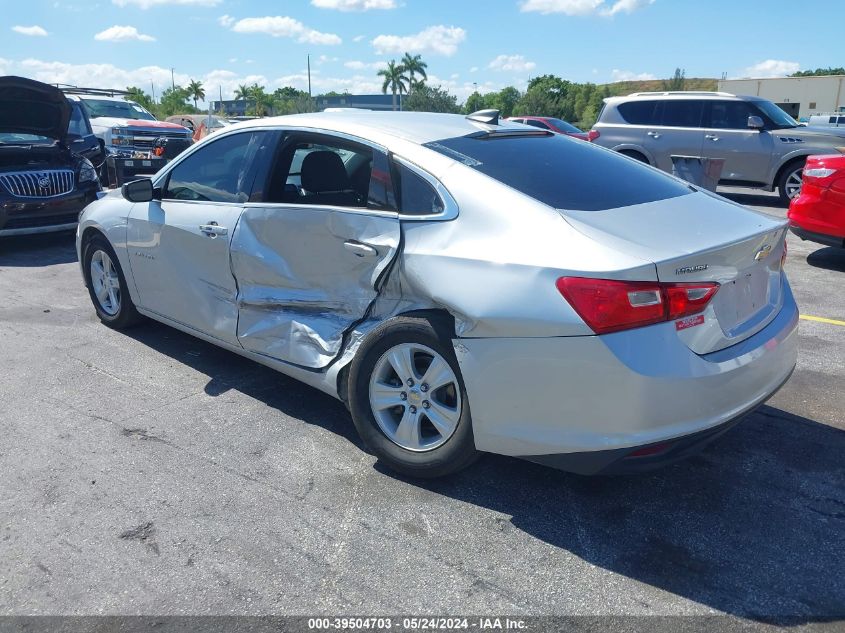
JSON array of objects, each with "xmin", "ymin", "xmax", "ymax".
[
  {"xmin": 661, "ymin": 100, "xmax": 705, "ymax": 128},
  {"xmin": 706, "ymin": 101, "xmax": 757, "ymax": 129},
  {"xmin": 392, "ymin": 161, "xmax": 444, "ymax": 216},
  {"xmin": 617, "ymin": 100, "xmax": 661, "ymax": 125},
  {"xmin": 524, "ymin": 119, "xmax": 551, "ymax": 130},
  {"xmin": 424, "ymin": 133, "xmax": 691, "ymax": 212}
]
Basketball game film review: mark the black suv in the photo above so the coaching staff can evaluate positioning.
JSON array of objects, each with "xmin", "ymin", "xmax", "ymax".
[{"xmin": 0, "ymin": 76, "xmax": 101, "ymax": 236}]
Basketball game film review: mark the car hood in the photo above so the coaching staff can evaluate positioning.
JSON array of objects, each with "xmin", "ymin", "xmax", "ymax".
[
  {"xmin": 777, "ymin": 125, "xmax": 845, "ymax": 140},
  {"xmin": 0, "ymin": 76, "xmax": 71, "ymax": 143}
]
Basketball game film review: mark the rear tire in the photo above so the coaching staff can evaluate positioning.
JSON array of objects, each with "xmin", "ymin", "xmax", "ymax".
[
  {"xmin": 348, "ymin": 316, "xmax": 479, "ymax": 478},
  {"xmin": 777, "ymin": 159, "xmax": 805, "ymax": 205},
  {"xmin": 82, "ymin": 235, "xmax": 143, "ymax": 329}
]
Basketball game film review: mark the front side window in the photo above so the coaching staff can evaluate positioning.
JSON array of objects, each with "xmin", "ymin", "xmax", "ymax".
[
  {"xmin": 753, "ymin": 100, "xmax": 800, "ymax": 129},
  {"xmin": 706, "ymin": 101, "xmax": 757, "ymax": 129},
  {"xmin": 424, "ymin": 133, "xmax": 691, "ymax": 212},
  {"xmin": 165, "ymin": 131, "xmax": 267, "ymax": 203},
  {"xmin": 524, "ymin": 119, "xmax": 551, "ymax": 130}
]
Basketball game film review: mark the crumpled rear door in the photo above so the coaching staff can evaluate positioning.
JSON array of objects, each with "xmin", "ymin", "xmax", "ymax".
[{"xmin": 230, "ymin": 206, "xmax": 400, "ymax": 368}]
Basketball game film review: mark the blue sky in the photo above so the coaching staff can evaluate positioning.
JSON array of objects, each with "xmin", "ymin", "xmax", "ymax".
[{"xmin": 1, "ymin": 0, "xmax": 840, "ymax": 104}]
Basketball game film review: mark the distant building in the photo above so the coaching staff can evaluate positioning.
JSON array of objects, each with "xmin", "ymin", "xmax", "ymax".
[
  {"xmin": 210, "ymin": 94, "xmax": 401, "ymax": 117},
  {"xmin": 315, "ymin": 94, "xmax": 400, "ymax": 111},
  {"xmin": 717, "ymin": 75, "xmax": 845, "ymax": 119}
]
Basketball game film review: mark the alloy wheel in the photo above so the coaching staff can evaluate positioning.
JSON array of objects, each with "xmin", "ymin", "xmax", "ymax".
[
  {"xmin": 90, "ymin": 249, "xmax": 121, "ymax": 316},
  {"xmin": 368, "ymin": 343, "xmax": 462, "ymax": 452},
  {"xmin": 785, "ymin": 167, "xmax": 803, "ymax": 199}
]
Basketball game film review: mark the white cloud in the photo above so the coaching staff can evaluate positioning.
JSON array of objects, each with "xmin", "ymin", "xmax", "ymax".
[
  {"xmin": 520, "ymin": 0, "xmax": 654, "ymax": 15},
  {"xmin": 611, "ymin": 68, "xmax": 656, "ymax": 81},
  {"xmin": 94, "ymin": 25, "xmax": 156, "ymax": 42},
  {"xmin": 226, "ymin": 16, "xmax": 342, "ymax": 45},
  {"xmin": 601, "ymin": 0, "xmax": 654, "ymax": 15},
  {"xmin": 372, "ymin": 25, "xmax": 466, "ymax": 57},
  {"xmin": 315, "ymin": 55, "xmax": 339, "ymax": 65},
  {"xmin": 489, "ymin": 54, "xmax": 536, "ymax": 73},
  {"xmin": 353, "ymin": 35, "xmax": 366, "ymax": 42},
  {"xmin": 470, "ymin": 66, "xmax": 479, "ymax": 73},
  {"xmin": 312, "ymin": 0, "xmax": 397, "ymax": 10},
  {"xmin": 739, "ymin": 59, "xmax": 800, "ymax": 79},
  {"xmin": 113, "ymin": 0, "xmax": 221, "ymax": 8},
  {"xmin": 12, "ymin": 25, "xmax": 49, "ymax": 37},
  {"xmin": 344, "ymin": 60, "xmax": 388, "ymax": 71},
  {"xmin": 218, "ymin": 14, "xmax": 235, "ymax": 27}
]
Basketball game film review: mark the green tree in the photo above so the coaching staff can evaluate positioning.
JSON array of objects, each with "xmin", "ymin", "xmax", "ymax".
[
  {"xmin": 403, "ymin": 84, "xmax": 460, "ymax": 113},
  {"xmin": 663, "ymin": 68, "xmax": 686, "ymax": 91},
  {"xmin": 156, "ymin": 86, "xmax": 194, "ymax": 117},
  {"xmin": 464, "ymin": 91, "xmax": 487, "ymax": 113},
  {"xmin": 234, "ymin": 84, "xmax": 250, "ymax": 101},
  {"xmin": 187, "ymin": 79, "xmax": 205, "ymax": 110},
  {"xmin": 247, "ymin": 84, "xmax": 273, "ymax": 116},
  {"xmin": 378, "ymin": 60, "xmax": 409, "ymax": 111},
  {"xmin": 124, "ymin": 86, "xmax": 154, "ymax": 110},
  {"xmin": 486, "ymin": 86, "xmax": 521, "ymax": 118},
  {"xmin": 791, "ymin": 67, "xmax": 845, "ymax": 77},
  {"xmin": 273, "ymin": 86, "xmax": 313, "ymax": 114},
  {"xmin": 401, "ymin": 53, "xmax": 428, "ymax": 94}
]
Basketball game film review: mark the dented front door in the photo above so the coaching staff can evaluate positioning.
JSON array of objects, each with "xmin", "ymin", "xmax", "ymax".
[{"xmin": 230, "ymin": 206, "xmax": 400, "ymax": 368}]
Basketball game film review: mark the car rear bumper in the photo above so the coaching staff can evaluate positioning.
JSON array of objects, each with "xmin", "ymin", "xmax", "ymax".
[
  {"xmin": 789, "ymin": 225, "xmax": 845, "ymax": 248},
  {"xmin": 788, "ymin": 188, "xmax": 845, "ymax": 242},
  {"xmin": 0, "ymin": 187, "xmax": 98, "ymax": 237},
  {"xmin": 454, "ymin": 280, "xmax": 799, "ymax": 470}
]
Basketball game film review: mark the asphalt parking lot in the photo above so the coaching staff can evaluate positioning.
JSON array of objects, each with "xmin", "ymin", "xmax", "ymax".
[{"xmin": 0, "ymin": 188, "xmax": 843, "ymax": 624}]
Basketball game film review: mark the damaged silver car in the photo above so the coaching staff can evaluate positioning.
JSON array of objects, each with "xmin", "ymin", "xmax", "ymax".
[{"xmin": 76, "ymin": 110, "xmax": 798, "ymax": 477}]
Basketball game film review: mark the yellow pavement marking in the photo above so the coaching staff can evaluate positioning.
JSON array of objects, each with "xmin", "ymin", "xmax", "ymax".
[{"xmin": 800, "ymin": 315, "xmax": 845, "ymax": 327}]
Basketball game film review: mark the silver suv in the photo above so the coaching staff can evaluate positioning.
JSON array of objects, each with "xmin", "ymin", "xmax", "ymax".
[{"xmin": 592, "ymin": 91, "xmax": 845, "ymax": 202}]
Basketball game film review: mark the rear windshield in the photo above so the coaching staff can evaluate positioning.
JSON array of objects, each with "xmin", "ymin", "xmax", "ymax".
[{"xmin": 424, "ymin": 133, "xmax": 692, "ymax": 211}]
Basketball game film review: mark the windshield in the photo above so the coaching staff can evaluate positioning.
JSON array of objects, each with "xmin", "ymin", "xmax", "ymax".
[
  {"xmin": 754, "ymin": 100, "xmax": 799, "ymax": 128},
  {"xmin": 424, "ymin": 133, "xmax": 691, "ymax": 211},
  {"xmin": 0, "ymin": 132, "xmax": 55, "ymax": 145},
  {"xmin": 81, "ymin": 98, "xmax": 156, "ymax": 121}
]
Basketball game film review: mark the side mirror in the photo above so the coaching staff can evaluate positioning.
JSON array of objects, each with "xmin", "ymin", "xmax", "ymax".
[
  {"xmin": 747, "ymin": 115, "xmax": 765, "ymax": 130},
  {"xmin": 122, "ymin": 178, "xmax": 154, "ymax": 203}
]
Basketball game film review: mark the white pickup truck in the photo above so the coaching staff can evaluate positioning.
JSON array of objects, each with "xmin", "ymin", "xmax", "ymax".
[{"xmin": 64, "ymin": 91, "xmax": 192, "ymax": 159}]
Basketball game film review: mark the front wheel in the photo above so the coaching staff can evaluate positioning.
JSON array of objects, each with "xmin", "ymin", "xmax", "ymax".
[
  {"xmin": 348, "ymin": 317, "xmax": 479, "ymax": 478},
  {"xmin": 82, "ymin": 235, "xmax": 143, "ymax": 329},
  {"xmin": 778, "ymin": 160, "xmax": 805, "ymax": 204}
]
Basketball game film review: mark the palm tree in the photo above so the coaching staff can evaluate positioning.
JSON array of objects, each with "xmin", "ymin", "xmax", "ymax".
[
  {"xmin": 187, "ymin": 79, "xmax": 205, "ymax": 110},
  {"xmin": 378, "ymin": 60, "xmax": 409, "ymax": 111},
  {"xmin": 234, "ymin": 84, "xmax": 250, "ymax": 101},
  {"xmin": 248, "ymin": 84, "xmax": 272, "ymax": 116},
  {"xmin": 401, "ymin": 53, "xmax": 427, "ymax": 94}
]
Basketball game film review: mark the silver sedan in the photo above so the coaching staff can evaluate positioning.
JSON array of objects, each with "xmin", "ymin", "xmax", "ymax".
[{"xmin": 76, "ymin": 110, "xmax": 798, "ymax": 477}]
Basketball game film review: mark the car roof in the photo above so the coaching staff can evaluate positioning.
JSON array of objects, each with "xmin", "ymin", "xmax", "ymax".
[
  {"xmin": 234, "ymin": 110, "xmax": 520, "ymax": 146},
  {"xmin": 605, "ymin": 92, "xmax": 763, "ymax": 104},
  {"xmin": 66, "ymin": 94, "xmax": 129, "ymax": 103}
]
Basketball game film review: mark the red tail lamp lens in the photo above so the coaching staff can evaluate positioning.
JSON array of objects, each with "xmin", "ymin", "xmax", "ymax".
[{"xmin": 556, "ymin": 277, "xmax": 719, "ymax": 335}]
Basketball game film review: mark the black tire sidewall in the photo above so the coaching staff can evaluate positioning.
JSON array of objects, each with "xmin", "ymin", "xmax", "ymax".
[
  {"xmin": 778, "ymin": 160, "xmax": 805, "ymax": 204},
  {"xmin": 348, "ymin": 317, "xmax": 478, "ymax": 478},
  {"xmin": 82, "ymin": 235, "xmax": 139, "ymax": 329}
]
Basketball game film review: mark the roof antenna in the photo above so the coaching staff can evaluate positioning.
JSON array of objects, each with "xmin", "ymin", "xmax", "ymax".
[{"xmin": 466, "ymin": 109, "xmax": 500, "ymax": 125}]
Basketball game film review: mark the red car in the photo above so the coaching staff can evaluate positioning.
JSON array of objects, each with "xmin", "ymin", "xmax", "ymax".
[
  {"xmin": 507, "ymin": 116, "xmax": 599, "ymax": 141},
  {"xmin": 788, "ymin": 154, "xmax": 845, "ymax": 248}
]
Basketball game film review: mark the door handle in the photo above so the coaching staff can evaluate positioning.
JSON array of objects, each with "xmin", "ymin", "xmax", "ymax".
[
  {"xmin": 705, "ymin": 134, "xmax": 720, "ymax": 141},
  {"xmin": 647, "ymin": 131, "xmax": 661, "ymax": 139},
  {"xmin": 199, "ymin": 223, "xmax": 228, "ymax": 237},
  {"xmin": 343, "ymin": 240, "xmax": 378, "ymax": 258}
]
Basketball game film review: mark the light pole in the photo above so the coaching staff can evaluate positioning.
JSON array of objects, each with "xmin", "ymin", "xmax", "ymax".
[{"xmin": 170, "ymin": 68, "xmax": 175, "ymax": 91}]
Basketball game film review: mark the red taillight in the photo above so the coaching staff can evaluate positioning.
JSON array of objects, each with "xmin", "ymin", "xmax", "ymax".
[
  {"xmin": 556, "ymin": 277, "xmax": 719, "ymax": 335},
  {"xmin": 587, "ymin": 129, "xmax": 600, "ymax": 142}
]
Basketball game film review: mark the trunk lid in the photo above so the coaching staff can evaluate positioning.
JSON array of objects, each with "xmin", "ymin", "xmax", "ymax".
[{"xmin": 559, "ymin": 191, "xmax": 788, "ymax": 354}]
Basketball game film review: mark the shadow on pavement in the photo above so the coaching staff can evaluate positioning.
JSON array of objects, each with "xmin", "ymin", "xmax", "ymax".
[
  {"xmin": 720, "ymin": 190, "xmax": 786, "ymax": 210},
  {"xmin": 807, "ymin": 246, "xmax": 845, "ymax": 273},
  {"xmin": 122, "ymin": 318, "xmax": 844, "ymax": 623},
  {"xmin": 0, "ymin": 231, "xmax": 78, "ymax": 267}
]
